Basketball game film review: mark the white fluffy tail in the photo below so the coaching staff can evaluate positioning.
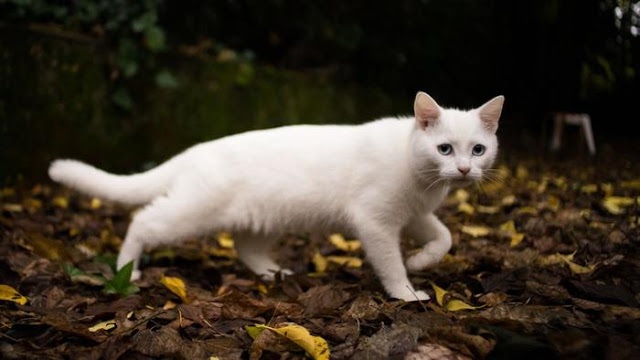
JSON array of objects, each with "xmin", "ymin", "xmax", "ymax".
[{"xmin": 48, "ymin": 158, "xmax": 178, "ymax": 205}]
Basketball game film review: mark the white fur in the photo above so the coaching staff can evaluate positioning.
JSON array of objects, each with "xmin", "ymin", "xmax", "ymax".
[{"xmin": 48, "ymin": 91, "xmax": 504, "ymax": 302}]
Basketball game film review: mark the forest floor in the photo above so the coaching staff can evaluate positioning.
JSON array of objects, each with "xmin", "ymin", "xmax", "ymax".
[{"xmin": 0, "ymin": 143, "xmax": 639, "ymax": 360}]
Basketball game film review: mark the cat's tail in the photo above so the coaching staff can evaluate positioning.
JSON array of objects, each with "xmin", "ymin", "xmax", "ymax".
[{"xmin": 48, "ymin": 158, "xmax": 179, "ymax": 206}]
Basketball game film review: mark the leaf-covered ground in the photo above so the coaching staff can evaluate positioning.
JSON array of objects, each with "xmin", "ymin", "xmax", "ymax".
[{"xmin": 1, "ymin": 149, "xmax": 639, "ymax": 360}]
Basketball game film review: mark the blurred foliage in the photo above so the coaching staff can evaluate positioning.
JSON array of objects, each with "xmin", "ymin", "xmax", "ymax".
[
  {"xmin": 1, "ymin": 0, "xmax": 638, "ymax": 114},
  {"xmin": 1, "ymin": 0, "xmax": 173, "ymax": 109}
]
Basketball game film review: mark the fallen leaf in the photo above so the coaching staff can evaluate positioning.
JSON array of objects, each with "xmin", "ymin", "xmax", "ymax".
[
  {"xmin": 445, "ymin": 299, "xmax": 482, "ymax": 311},
  {"xmin": 88, "ymin": 319, "xmax": 116, "ymax": 332},
  {"xmin": 90, "ymin": 197, "xmax": 102, "ymax": 209},
  {"xmin": 602, "ymin": 196, "xmax": 635, "ymax": 215},
  {"xmin": 217, "ymin": 232, "xmax": 235, "ymax": 248},
  {"xmin": 160, "ymin": 275, "xmax": 192, "ymax": 303},
  {"xmin": 312, "ymin": 252, "xmax": 328, "ymax": 273},
  {"xmin": 326, "ymin": 255, "xmax": 363, "ymax": 268},
  {"xmin": 477, "ymin": 205, "xmax": 500, "ymax": 214},
  {"xmin": 454, "ymin": 188, "xmax": 470, "ymax": 203},
  {"xmin": 509, "ymin": 233, "xmax": 526, "ymax": 247},
  {"xmin": 461, "ymin": 225, "xmax": 491, "ymax": 238},
  {"xmin": 516, "ymin": 206, "xmax": 538, "ymax": 215},
  {"xmin": 580, "ymin": 184, "xmax": 598, "ymax": 194},
  {"xmin": 328, "ymin": 233, "xmax": 361, "ymax": 252},
  {"xmin": 621, "ymin": 179, "xmax": 640, "ymax": 190},
  {"xmin": 430, "ymin": 281, "xmax": 448, "ymax": 307},
  {"xmin": 52, "ymin": 196, "xmax": 69, "ymax": 208},
  {"xmin": 0, "ymin": 284, "xmax": 28, "ymax": 305},
  {"xmin": 458, "ymin": 202, "xmax": 475, "ymax": 215},
  {"xmin": 501, "ymin": 195, "xmax": 516, "ymax": 206},
  {"xmin": 249, "ymin": 323, "xmax": 330, "ymax": 360}
]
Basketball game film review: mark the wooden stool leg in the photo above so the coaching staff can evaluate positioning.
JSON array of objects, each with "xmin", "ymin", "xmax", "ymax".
[
  {"xmin": 550, "ymin": 113, "xmax": 564, "ymax": 152},
  {"xmin": 580, "ymin": 115, "xmax": 596, "ymax": 155}
]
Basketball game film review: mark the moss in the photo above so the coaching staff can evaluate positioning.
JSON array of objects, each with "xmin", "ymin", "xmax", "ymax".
[{"xmin": 0, "ymin": 28, "xmax": 402, "ymax": 185}]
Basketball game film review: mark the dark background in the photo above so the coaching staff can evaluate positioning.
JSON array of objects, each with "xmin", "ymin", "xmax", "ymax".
[{"xmin": 1, "ymin": 0, "xmax": 638, "ymax": 183}]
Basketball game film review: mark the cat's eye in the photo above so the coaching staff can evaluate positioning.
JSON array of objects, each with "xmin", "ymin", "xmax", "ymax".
[
  {"xmin": 437, "ymin": 144, "xmax": 453, "ymax": 155},
  {"xmin": 472, "ymin": 144, "xmax": 485, "ymax": 156}
]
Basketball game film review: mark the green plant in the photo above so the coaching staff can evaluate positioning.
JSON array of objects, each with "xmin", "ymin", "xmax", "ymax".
[{"xmin": 63, "ymin": 260, "xmax": 140, "ymax": 297}]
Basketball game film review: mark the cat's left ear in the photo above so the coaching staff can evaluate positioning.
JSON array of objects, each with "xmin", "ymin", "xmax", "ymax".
[
  {"xmin": 414, "ymin": 92, "xmax": 441, "ymax": 130},
  {"xmin": 477, "ymin": 95, "xmax": 505, "ymax": 133}
]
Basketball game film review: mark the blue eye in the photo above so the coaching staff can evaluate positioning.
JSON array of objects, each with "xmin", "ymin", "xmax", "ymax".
[
  {"xmin": 438, "ymin": 144, "xmax": 453, "ymax": 155},
  {"xmin": 472, "ymin": 144, "xmax": 485, "ymax": 156}
]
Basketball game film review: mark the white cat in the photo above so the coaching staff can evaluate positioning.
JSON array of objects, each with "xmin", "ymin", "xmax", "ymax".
[{"xmin": 48, "ymin": 91, "xmax": 504, "ymax": 302}]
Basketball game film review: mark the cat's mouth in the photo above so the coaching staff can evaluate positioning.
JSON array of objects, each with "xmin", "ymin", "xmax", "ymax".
[{"xmin": 448, "ymin": 176, "xmax": 475, "ymax": 187}]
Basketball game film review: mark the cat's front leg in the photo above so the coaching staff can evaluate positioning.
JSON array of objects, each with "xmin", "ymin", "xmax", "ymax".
[
  {"xmin": 404, "ymin": 213, "xmax": 452, "ymax": 272},
  {"xmin": 352, "ymin": 214, "xmax": 430, "ymax": 302}
]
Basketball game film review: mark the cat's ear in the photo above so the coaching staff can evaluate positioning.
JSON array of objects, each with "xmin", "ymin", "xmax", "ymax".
[
  {"xmin": 477, "ymin": 95, "xmax": 505, "ymax": 133},
  {"xmin": 414, "ymin": 92, "xmax": 441, "ymax": 129}
]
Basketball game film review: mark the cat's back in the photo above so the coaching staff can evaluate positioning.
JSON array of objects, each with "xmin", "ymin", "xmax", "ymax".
[{"xmin": 193, "ymin": 117, "xmax": 412, "ymax": 160}]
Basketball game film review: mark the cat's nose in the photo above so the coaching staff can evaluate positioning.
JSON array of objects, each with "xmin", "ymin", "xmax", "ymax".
[{"xmin": 458, "ymin": 166, "xmax": 470, "ymax": 175}]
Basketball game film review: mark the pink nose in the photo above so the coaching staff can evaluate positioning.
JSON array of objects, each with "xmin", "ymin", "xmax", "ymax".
[{"xmin": 458, "ymin": 166, "xmax": 470, "ymax": 175}]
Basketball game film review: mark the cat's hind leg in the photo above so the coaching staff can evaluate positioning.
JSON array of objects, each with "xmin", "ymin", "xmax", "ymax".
[
  {"xmin": 116, "ymin": 189, "xmax": 219, "ymax": 280},
  {"xmin": 234, "ymin": 233, "xmax": 292, "ymax": 280},
  {"xmin": 403, "ymin": 213, "xmax": 452, "ymax": 272}
]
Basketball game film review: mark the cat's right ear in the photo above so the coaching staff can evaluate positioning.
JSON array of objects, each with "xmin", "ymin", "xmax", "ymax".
[{"xmin": 414, "ymin": 92, "xmax": 440, "ymax": 130}]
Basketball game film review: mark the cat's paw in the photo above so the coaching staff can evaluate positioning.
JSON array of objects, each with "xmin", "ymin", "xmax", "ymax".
[
  {"xmin": 406, "ymin": 252, "xmax": 442, "ymax": 272},
  {"xmin": 130, "ymin": 269, "xmax": 142, "ymax": 281},
  {"xmin": 389, "ymin": 288, "xmax": 430, "ymax": 302}
]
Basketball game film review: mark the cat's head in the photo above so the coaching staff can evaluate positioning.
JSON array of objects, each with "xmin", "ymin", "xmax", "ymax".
[{"xmin": 409, "ymin": 91, "xmax": 504, "ymax": 187}]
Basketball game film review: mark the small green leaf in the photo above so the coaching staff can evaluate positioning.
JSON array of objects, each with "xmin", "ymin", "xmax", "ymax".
[
  {"xmin": 144, "ymin": 26, "xmax": 166, "ymax": 52},
  {"xmin": 111, "ymin": 87, "xmax": 133, "ymax": 110},
  {"xmin": 63, "ymin": 263, "xmax": 84, "ymax": 277},
  {"xmin": 155, "ymin": 70, "xmax": 179, "ymax": 89},
  {"xmin": 103, "ymin": 261, "xmax": 139, "ymax": 297}
]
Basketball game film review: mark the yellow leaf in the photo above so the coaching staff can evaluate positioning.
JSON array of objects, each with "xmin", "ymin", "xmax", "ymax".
[
  {"xmin": 90, "ymin": 197, "xmax": 102, "ymax": 209},
  {"xmin": 501, "ymin": 195, "xmax": 516, "ymax": 206},
  {"xmin": 516, "ymin": 165, "xmax": 528, "ymax": 179},
  {"xmin": 516, "ymin": 206, "xmax": 538, "ymax": 215},
  {"xmin": 565, "ymin": 261, "xmax": 596, "ymax": 274},
  {"xmin": 580, "ymin": 184, "xmax": 598, "ymax": 194},
  {"xmin": 209, "ymin": 247, "xmax": 237, "ymax": 259},
  {"xmin": 312, "ymin": 252, "xmax": 328, "ymax": 273},
  {"xmin": 1, "ymin": 187, "xmax": 16, "ymax": 197},
  {"xmin": 429, "ymin": 282, "xmax": 482, "ymax": 311},
  {"xmin": 601, "ymin": 183, "xmax": 614, "ymax": 197},
  {"xmin": 458, "ymin": 202, "xmax": 475, "ymax": 215},
  {"xmin": 445, "ymin": 299, "xmax": 482, "ymax": 311},
  {"xmin": 546, "ymin": 195, "xmax": 561, "ymax": 212},
  {"xmin": 510, "ymin": 232, "xmax": 526, "ymax": 247},
  {"xmin": 254, "ymin": 323, "xmax": 330, "ymax": 360},
  {"xmin": 477, "ymin": 205, "xmax": 500, "ymax": 214},
  {"xmin": 88, "ymin": 319, "xmax": 116, "ymax": 332},
  {"xmin": 429, "ymin": 281, "xmax": 447, "ymax": 307},
  {"xmin": 499, "ymin": 220, "xmax": 525, "ymax": 247},
  {"xmin": 52, "ymin": 196, "xmax": 69, "ymax": 209},
  {"xmin": 328, "ymin": 234, "xmax": 361, "ymax": 252},
  {"xmin": 23, "ymin": 198, "xmax": 42, "ymax": 212},
  {"xmin": 326, "ymin": 255, "xmax": 362, "ymax": 268},
  {"xmin": 460, "ymin": 225, "xmax": 491, "ymax": 237},
  {"xmin": 454, "ymin": 188, "xmax": 470, "ymax": 203},
  {"xmin": 621, "ymin": 179, "xmax": 640, "ymax": 190},
  {"xmin": 602, "ymin": 196, "xmax": 635, "ymax": 215},
  {"xmin": 2, "ymin": 203, "xmax": 23, "ymax": 212},
  {"xmin": 217, "ymin": 232, "xmax": 235, "ymax": 248},
  {"xmin": 499, "ymin": 220, "xmax": 516, "ymax": 232},
  {"xmin": 160, "ymin": 275, "xmax": 191, "ymax": 303},
  {"xmin": 0, "ymin": 284, "xmax": 27, "ymax": 305}
]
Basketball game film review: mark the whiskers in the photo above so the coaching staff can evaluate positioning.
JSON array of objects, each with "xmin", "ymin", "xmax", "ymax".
[
  {"xmin": 413, "ymin": 168, "xmax": 450, "ymax": 194},
  {"xmin": 474, "ymin": 167, "xmax": 506, "ymax": 194}
]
